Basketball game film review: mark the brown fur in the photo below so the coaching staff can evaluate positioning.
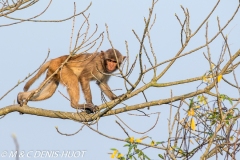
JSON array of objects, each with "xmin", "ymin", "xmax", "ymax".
[{"xmin": 17, "ymin": 49, "xmax": 125, "ymax": 113}]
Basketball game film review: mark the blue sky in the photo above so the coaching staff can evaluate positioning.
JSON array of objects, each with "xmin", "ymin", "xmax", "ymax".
[{"xmin": 0, "ymin": 0, "xmax": 240, "ymax": 159}]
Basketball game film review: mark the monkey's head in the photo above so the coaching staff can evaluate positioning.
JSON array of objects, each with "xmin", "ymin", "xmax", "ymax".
[{"xmin": 101, "ymin": 49, "xmax": 126, "ymax": 73}]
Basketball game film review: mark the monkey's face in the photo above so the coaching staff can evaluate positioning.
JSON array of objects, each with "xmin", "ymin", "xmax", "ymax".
[
  {"xmin": 106, "ymin": 59, "xmax": 118, "ymax": 72},
  {"xmin": 101, "ymin": 49, "xmax": 125, "ymax": 73}
]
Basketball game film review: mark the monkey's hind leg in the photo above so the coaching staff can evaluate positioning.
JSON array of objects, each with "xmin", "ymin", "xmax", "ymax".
[
  {"xmin": 17, "ymin": 80, "xmax": 59, "ymax": 106},
  {"xmin": 60, "ymin": 67, "xmax": 98, "ymax": 113}
]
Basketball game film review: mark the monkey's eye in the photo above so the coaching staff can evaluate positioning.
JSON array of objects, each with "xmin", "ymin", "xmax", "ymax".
[{"xmin": 107, "ymin": 59, "xmax": 117, "ymax": 63}]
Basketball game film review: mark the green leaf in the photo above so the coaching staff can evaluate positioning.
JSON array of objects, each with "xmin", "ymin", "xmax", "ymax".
[
  {"xmin": 225, "ymin": 120, "xmax": 229, "ymax": 125},
  {"xmin": 233, "ymin": 108, "xmax": 239, "ymax": 112},
  {"xmin": 124, "ymin": 144, "xmax": 130, "ymax": 147},
  {"xmin": 133, "ymin": 144, "xmax": 137, "ymax": 148},
  {"xmin": 210, "ymin": 120, "xmax": 216, "ymax": 126},
  {"xmin": 128, "ymin": 155, "xmax": 132, "ymax": 160},
  {"xmin": 227, "ymin": 114, "xmax": 233, "ymax": 119},
  {"xmin": 220, "ymin": 94, "xmax": 233, "ymax": 105},
  {"xmin": 220, "ymin": 94, "xmax": 226, "ymax": 100},
  {"xmin": 208, "ymin": 132, "xmax": 214, "ymax": 138},
  {"xmin": 226, "ymin": 97, "xmax": 233, "ymax": 105},
  {"xmin": 137, "ymin": 151, "xmax": 142, "ymax": 157},
  {"xmin": 128, "ymin": 146, "xmax": 133, "ymax": 155},
  {"xmin": 158, "ymin": 154, "xmax": 164, "ymax": 159},
  {"xmin": 144, "ymin": 155, "xmax": 151, "ymax": 160},
  {"xmin": 155, "ymin": 141, "xmax": 163, "ymax": 145},
  {"xmin": 189, "ymin": 98, "xmax": 194, "ymax": 108},
  {"xmin": 135, "ymin": 149, "xmax": 140, "ymax": 154},
  {"xmin": 110, "ymin": 148, "xmax": 117, "ymax": 151}
]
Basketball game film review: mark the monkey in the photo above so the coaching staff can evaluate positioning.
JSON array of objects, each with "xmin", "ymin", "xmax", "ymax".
[{"xmin": 17, "ymin": 49, "xmax": 125, "ymax": 113}]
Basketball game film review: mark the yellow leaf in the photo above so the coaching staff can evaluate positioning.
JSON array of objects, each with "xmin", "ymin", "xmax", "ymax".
[
  {"xmin": 111, "ymin": 154, "xmax": 115, "ymax": 159},
  {"xmin": 229, "ymin": 109, "xmax": 234, "ymax": 114},
  {"xmin": 217, "ymin": 74, "xmax": 222, "ymax": 82},
  {"xmin": 135, "ymin": 139, "xmax": 142, "ymax": 143},
  {"xmin": 188, "ymin": 108, "xmax": 195, "ymax": 116},
  {"xmin": 211, "ymin": 63, "xmax": 215, "ymax": 69},
  {"xmin": 190, "ymin": 118, "xmax": 196, "ymax": 131},
  {"xmin": 179, "ymin": 150, "xmax": 184, "ymax": 155},
  {"xmin": 170, "ymin": 146, "xmax": 176, "ymax": 151},
  {"xmin": 129, "ymin": 137, "xmax": 134, "ymax": 143},
  {"xmin": 202, "ymin": 76, "xmax": 207, "ymax": 82},
  {"xmin": 117, "ymin": 153, "xmax": 123, "ymax": 158},
  {"xmin": 150, "ymin": 140, "xmax": 155, "ymax": 146},
  {"xmin": 198, "ymin": 95, "xmax": 208, "ymax": 105},
  {"xmin": 195, "ymin": 105, "xmax": 200, "ymax": 109},
  {"xmin": 202, "ymin": 75, "xmax": 211, "ymax": 83},
  {"xmin": 230, "ymin": 136, "xmax": 234, "ymax": 142},
  {"xmin": 111, "ymin": 150, "xmax": 118, "ymax": 159}
]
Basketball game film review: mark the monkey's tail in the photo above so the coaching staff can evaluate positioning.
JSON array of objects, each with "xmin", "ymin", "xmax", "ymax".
[{"xmin": 23, "ymin": 61, "xmax": 50, "ymax": 91}]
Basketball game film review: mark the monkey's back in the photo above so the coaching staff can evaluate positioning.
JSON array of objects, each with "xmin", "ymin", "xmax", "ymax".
[
  {"xmin": 46, "ymin": 52, "xmax": 104, "ymax": 82},
  {"xmin": 68, "ymin": 53, "xmax": 104, "ymax": 81}
]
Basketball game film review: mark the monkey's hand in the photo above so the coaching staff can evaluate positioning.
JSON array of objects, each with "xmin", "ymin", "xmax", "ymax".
[{"xmin": 77, "ymin": 103, "xmax": 99, "ymax": 114}]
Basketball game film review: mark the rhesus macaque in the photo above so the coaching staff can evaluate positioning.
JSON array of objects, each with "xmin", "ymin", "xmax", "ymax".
[{"xmin": 17, "ymin": 49, "xmax": 125, "ymax": 113}]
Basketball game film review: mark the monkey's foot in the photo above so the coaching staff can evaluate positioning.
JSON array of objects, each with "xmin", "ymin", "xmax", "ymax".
[
  {"xmin": 76, "ymin": 104, "xmax": 99, "ymax": 114},
  {"xmin": 17, "ymin": 99, "xmax": 28, "ymax": 107},
  {"xmin": 17, "ymin": 92, "xmax": 24, "ymax": 106},
  {"xmin": 17, "ymin": 92, "xmax": 29, "ymax": 107}
]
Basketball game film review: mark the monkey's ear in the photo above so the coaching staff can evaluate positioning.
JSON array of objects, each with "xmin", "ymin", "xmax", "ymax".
[{"xmin": 100, "ymin": 51, "xmax": 105, "ymax": 58}]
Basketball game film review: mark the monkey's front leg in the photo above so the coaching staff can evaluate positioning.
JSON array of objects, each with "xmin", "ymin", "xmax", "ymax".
[
  {"xmin": 69, "ymin": 95, "xmax": 98, "ymax": 113},
  {"xmin": 97, "ymin": 82, "xmax": 117, "ymax": 100},
  {"xmin": 78, "ymin": 77, "xmax": 98, "ymax": 113},
  {"xmin": 68, "ymin": 90, "xmax": 98, "ymax": 113}
]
